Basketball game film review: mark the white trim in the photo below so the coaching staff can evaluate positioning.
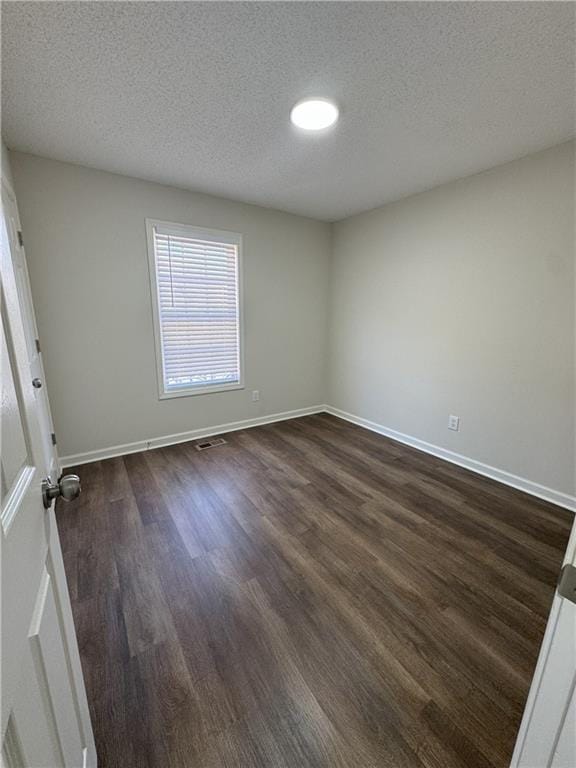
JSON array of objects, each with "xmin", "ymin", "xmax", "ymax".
[
  {"xmin": 28, "ymin": 567, "xmax": 51, "ymax": 639},
  {"xmin": 510, "ymin": 517, "xmax": 576, "ymax": 767},
  {"xmin": 145, "ymin": 218, "xmax": 245, "ymax": 400},
  {"xmin": 1, "ymin": 465, "xmax": 36, "ymax": 534},
  {"xmin": 158, "ymin": 381, "xmax": 244, "ymax": 400},
  {"xmin": 510, "ymin": 592, "xmax": 563, "ymax": 767},
  {"xmin": 324, "ymin": 405, "xmax": 576, "ymax": 513},
  {"xmin": 61, "ymin": 403, "xmax": 575, "ymax": 512},
  {"xmin": 1, "ymin": 166, "xmax": 17, "ymax": 199},
  {"xmin": 60, "ymin": 405, "xmax": 325, "ymax": 467}
]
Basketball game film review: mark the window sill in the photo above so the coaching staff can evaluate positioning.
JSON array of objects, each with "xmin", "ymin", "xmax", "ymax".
[{"xmin": 158, "ymin": 382, "xmax": 244, "ymax": 400}]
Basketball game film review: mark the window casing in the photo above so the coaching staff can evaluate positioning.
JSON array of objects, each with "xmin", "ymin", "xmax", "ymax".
[{"xmin": 146, "ymin": 219, "xmax": 243, "ymax": 399}]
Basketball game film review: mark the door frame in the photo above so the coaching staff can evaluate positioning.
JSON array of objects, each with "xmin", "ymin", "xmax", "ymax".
[
  {"xmin": 1, "ymin": 165, "xmax": 97, "ymax": 767},
  {"xmin": 511, "ymin": 516, "xmax": 576, "ymax": 766},
  {"xmin": 1, "ymin": 176, "xmax": 60, "ymax": 480}
]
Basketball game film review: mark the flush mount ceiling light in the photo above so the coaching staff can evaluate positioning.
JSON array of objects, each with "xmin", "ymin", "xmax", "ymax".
[{"xmin": 290, "ymin": 98, "xmax": 339, "ymax": 131}]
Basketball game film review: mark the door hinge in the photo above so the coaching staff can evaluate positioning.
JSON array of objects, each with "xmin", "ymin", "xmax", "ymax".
[
  {"xmin": 51, "ymin": 432, "xmax": 57, "ymax": 446},
  {"xmin": 17, "ymin": 230, "xmax": 23, "ymax": 247},
  {"xmin": 557, "ymin": 564, "xmax": 576, "ymax": 605},
  {"xmin": 35, "ymin": 338, "xmax": 41, "ymax": 354}
]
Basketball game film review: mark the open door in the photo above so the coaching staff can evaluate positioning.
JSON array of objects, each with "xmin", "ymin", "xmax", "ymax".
[
  {"xmin": 1, "ymin": 178, "xmax": 96, "ymax": 764},
  {"xmin": 511, "ymin": 515, "xmax": 576, "ymax": 767},
  {"xmin": 1, "ymin": 179, "xmax": 59, "ymax": 480}
]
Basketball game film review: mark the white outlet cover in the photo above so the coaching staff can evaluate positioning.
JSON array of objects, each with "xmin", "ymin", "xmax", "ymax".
[{"xmin": 448, "ymin": 415, "xmax": 460, "ymax": 431}]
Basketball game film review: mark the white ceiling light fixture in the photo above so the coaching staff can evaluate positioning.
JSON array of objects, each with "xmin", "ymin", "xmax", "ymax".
[{"xmin": 290, "ymin": 98, "xmax": 339, "ymax": 131}]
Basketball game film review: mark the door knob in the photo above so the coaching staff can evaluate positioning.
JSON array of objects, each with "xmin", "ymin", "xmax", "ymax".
[
  {"xmin": 42, "ymin": 474, "xmax": 81, "ymax": 509},
  {"xmin": 32, "ymin": 378, "xmax": 42, "ymax": 388}
]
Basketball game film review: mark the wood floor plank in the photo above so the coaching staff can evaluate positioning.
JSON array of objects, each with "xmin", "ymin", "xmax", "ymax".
[{"xmin": 57, "ymin": 414, "xmax": 573, "ymax": 768}]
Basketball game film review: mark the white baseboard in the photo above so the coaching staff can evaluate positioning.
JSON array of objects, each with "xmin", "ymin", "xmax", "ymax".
[
  {"xmin": 60, "ymin": 405, "xmax": 325, "ymax": 467},
  {"xmin": 324, "ymin": 405, "xmax": 576, "ymax": 513},
  {"xmin": 61, "ymin": 402, "xmax": 575, "ymax": 513}
]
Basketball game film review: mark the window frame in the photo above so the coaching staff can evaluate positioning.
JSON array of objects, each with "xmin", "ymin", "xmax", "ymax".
[{"xmin": 145, "ymin": 218, "xmax": 245, "ymax": 400}]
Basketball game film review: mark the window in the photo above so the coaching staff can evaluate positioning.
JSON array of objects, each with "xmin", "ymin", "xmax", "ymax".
[{"xmin": 146, "ymin": 219, "xmax": 243, "ymax": 398}]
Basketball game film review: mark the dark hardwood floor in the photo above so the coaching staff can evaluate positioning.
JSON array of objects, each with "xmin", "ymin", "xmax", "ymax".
[{"xmin": 57, "ymin": 414, "xmax": 573, "ymax": 768}]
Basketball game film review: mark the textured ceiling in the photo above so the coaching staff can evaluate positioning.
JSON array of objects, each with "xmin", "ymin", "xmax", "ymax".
[{"xmin": 2, "ymin": 2, "xmax": 575, "ymax": 221}]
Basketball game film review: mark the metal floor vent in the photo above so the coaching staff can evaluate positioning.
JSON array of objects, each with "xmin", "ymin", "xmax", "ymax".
[{"xmin": 194, "ymin": 437, "xmax": 227, "ymax": 451}]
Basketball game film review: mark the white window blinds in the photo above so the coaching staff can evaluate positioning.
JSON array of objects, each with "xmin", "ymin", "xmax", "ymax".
[{"xmin": 148, "ymin": 221, "xmax": 242, "ymax": 397}]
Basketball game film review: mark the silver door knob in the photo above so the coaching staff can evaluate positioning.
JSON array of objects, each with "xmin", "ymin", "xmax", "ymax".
[
  {"xmin": 42, "ymin": 474, "xmax": 81, "ymax": 509},
  {"xmin": 32, "ymin": 378, "xmax": 42, "ymax": 388}
]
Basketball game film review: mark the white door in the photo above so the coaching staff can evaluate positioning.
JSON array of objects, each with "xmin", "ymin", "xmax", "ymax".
[
  {"xmin": 511, "ymin": 515, "xmax": 576, "ymax": 768},
  {"xmin": 1, "ymin": 186, "xmax": 96, "ymax": 765},
  {"xmin": 1, "ymin": 180, "xmax": 59, "ymax": 481}
]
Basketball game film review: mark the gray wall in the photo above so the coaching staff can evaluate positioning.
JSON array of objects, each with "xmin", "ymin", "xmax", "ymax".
[
  {"xmin": 10, "ymin": 152, "xmax": 331, "ymax": 458},
  {"xmin": 329, "ymin": 141, "xmax": 575, "ymax": 496},
  {"xmin": 10, "ymin": 143, "xmax": 575, "ymax": 499}
]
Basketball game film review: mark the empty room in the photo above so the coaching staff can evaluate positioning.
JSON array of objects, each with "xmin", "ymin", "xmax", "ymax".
[{"xmin": 1, "ymin": 2, "xmax": 575, "ymax": 767}]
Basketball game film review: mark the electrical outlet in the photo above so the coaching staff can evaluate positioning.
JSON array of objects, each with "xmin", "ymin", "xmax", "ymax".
[
  {"xmin": 448, "ymin": 414, "xmax": 460, "ymax": 431},
  {"xmin": 252, "ymin": 390, "xmax": 260, "ymax": 402}
]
